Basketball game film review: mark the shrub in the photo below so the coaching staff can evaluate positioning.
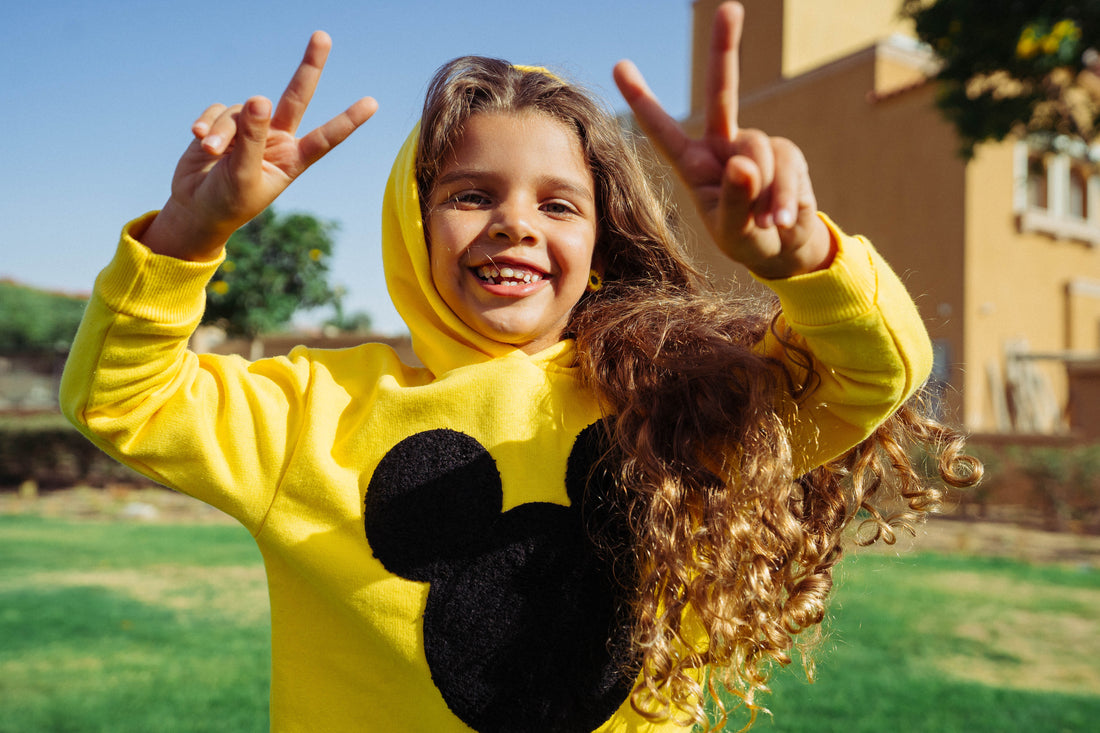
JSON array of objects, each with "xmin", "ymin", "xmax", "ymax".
[
  {"xmin": 0, "ymin": 281, "xmax": 87, "ymax": 355},
  {"xmin": 0, "ymin": 413, "xmax": 149, "ymax": 489},
  {"xmin": 971, "ymin": 441, "xmax": 1100, "ymax": 532}
]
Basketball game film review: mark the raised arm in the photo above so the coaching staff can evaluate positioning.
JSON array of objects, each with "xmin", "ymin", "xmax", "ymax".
[
  {"xmin": 143, "ymin": 31, "xmax": 377, "ymax": 260},
  {"xmin": 61, "ymin": 33, "xmax": 375, "ymax": 528},
  {"xmin": 614, "ymin": 1, "xmax": 833, "ymax": 280},
  {"xmin": 617, "ymin": 2, "xmax": 933, "ymax": 468}
]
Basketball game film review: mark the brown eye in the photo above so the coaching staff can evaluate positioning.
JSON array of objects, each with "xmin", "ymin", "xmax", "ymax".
[
  {"xmin": 452, "ymin": 191, "xmax": 491, "ymax": 208},
  {"xmin": 542, "ymin": 200, "xmax": 578, "ymax": 216}
]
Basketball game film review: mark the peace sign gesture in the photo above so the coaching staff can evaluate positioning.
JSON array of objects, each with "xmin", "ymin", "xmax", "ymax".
[
  {"xmin": 143, "ymin": 32, "xmax": 378, "ymax": 261},
  {"xmin": 614, "ymin": 2, "xmax": 833, "ymax": 279}
]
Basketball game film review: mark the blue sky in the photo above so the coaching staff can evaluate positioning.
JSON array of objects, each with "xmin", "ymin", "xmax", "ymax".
[{"xmin": 1, "ymin": 0, "xmax": 694, "ymax": 334}]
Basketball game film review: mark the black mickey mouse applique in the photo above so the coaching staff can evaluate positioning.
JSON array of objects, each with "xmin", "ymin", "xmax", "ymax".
[{"xmin": 363, "ymin": 423, "xmax": 639, "ymax": 733}]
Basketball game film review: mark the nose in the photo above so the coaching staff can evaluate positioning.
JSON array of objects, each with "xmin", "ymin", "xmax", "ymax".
[{"xmin": 488, "ymin": 201, "xmax": 538, "ymax": 244}]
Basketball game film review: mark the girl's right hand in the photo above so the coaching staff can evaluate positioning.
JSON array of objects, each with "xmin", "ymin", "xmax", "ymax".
[{"xmin": 142, "ymin": 32, "xmax": 378, "ymax": 261}]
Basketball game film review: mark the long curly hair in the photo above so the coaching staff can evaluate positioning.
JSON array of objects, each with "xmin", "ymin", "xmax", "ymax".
[{"xmin": 416, "ymin": 56, "xmax": 981, "ymax": 731}]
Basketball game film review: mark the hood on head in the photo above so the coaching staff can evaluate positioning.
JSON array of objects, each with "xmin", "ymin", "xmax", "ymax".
[{"xmin": 381, "ymin": 124, "xmax": 574, "ymax": 376}]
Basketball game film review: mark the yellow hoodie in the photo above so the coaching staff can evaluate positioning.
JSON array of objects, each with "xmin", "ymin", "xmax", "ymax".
[{"xmin": 61, "ymin": 126, "xmax": 932, "ymax": 732}]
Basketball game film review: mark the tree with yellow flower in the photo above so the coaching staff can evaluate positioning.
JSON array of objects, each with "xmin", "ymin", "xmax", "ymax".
[
  {"xmin": 901, "ymin": 0, "xmax": 1099, "ymax": 157},
  {"xmin": 203, "ymin": 207, "xmax": 345, "ymax": 338}
]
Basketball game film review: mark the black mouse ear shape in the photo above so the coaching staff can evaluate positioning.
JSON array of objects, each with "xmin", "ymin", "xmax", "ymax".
[
  {"xmin": 365, "ymin": 429, "xmax": 503, "ymax": 582},
  {"xmin": 564, "ymin": 421, "xmax": 616, "ymax": 507},
  {"xmin": 565, "ymin": 421, "xmax": 628, "ymax": 546}
]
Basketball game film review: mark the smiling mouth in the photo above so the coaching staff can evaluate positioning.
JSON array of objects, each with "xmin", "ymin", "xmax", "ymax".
[{"xmin": 474, "ymin": 264, "xmax": 545, "ymax": 287}]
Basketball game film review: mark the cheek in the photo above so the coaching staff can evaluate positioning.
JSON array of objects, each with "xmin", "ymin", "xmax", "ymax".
[
  {"xmin": 565, "ymin": 229, "xmax": 599, "ymax": 277},
  {"xmin": 429, "ymin": 211, "xmax": 483, "ymax": 252},
  {"xmin": 426, "ymin": 220, "xmax": 464, "ymax": 273}
]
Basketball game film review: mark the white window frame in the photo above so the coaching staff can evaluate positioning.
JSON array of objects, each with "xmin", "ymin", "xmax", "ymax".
[{"xmin": 1014, "ymin": 140, "xmax": 1100, "ymax": 245}]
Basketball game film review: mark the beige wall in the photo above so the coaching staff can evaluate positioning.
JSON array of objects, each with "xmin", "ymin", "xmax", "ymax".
[
  {"xmin": 691, "ymin": 0, "xmax": 784, "ymax": 109},
  {"xmin": 780, "ymin": 0, "xmax": 912, "ymax": 78},
  {"xmin": 702, "ymin": 0, "xmax": 916, "ymax": 100},
  {"xmin": 1067, "ymin": 282, "xmax": 1100, "ymax": 350}
]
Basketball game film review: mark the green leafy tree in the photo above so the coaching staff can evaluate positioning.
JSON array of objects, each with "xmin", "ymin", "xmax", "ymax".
[
  {"xmin": 203, "ymin": 207, "xmax": 346, "ymax": 338},
  {"xmin": 902, "ymin": 0, "xmax": 1100, "ymax": 157},
  {"xmin": 0, "ymin": 281, "xmax": 88, "ymax": 355},
  {"xmin": 325, "ymin": 296, "xmax": 374, "ymax": 335}
]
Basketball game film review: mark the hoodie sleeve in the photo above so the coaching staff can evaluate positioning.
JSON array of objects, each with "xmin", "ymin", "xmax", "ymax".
[
  {"xmin": 753, "ymin": 214, "xmax": 933, "ymax": 473},
  {"xmin": 59, "ymin": 214, "xmax": 312, "ymax": 532}
]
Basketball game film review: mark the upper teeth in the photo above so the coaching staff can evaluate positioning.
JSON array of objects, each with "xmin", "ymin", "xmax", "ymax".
[{"xmin": 477, "ymin": 265, "xmax": 541, "ymax": 284}]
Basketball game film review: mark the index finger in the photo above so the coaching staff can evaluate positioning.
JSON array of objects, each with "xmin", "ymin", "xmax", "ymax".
[
  {"xmin": 271, "ymin": 30, "xmax": 332, "ymax": 133},
  {"xmin": 704, "ymin": 2, "xmax": 744, "ymax": 141},
  {"xmin": 613, "ymin": 60, "xmax": 691, "ymax": 163}
]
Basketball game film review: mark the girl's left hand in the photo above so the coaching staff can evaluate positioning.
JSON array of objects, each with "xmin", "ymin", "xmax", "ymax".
[{"xmin": 614, "ymin": 1, "xmax": 834, "ymax": 280}]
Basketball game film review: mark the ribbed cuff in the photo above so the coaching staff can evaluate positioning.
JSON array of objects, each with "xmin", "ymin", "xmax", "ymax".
[
  {"xmin": 93, "ymin": 212, "xmax": 226, "ymax": 324},
  {"xmin": 756, "ymin": 213, "xmax": 878, "ymax": 327}
]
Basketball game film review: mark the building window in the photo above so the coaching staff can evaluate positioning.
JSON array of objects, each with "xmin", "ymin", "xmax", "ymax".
[
  {"xmin": 1069, "ymin": 165, "xmax": 1088, "ymax": 220},
  {"xmin": 1015, "ymin": 139, "xmax": 1100, "ymax": 245},
  {"xmin": 1027, "ymin": 155, "xmax": 1048, "ymax": 210}
]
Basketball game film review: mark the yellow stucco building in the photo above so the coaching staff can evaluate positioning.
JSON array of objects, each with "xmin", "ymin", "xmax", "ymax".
[{"xmin": 672, "ymin": 0, "xmax": 1100, "ymax": 435}]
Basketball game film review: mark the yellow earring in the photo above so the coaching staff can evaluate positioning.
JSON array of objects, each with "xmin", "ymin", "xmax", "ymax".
[{"xmin": 587, "ymin": 270, "xmax": 603, "ymax": 292}]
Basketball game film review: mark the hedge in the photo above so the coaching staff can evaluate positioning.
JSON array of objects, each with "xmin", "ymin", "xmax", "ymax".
[
  {"xmin": 5, "ymin": 414, "xmax": 1099, "ymax": 535},
  {"xmin": 961, "ymin": 440, "xmax": 1100, "ymax": 533},
  {"xmin": 0, "ymin": 413, "xmax": 150, "ymax": 489}
]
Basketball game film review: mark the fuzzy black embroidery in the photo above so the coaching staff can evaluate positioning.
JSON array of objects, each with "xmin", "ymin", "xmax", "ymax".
[{"xmin": 363, "ymin": 425, "xmax": 638, "ymax": 733}]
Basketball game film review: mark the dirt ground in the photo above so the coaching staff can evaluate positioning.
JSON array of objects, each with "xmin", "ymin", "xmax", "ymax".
[
  {"xmin": 4, "ymin": 484, "xmax": 1100, "ymax": 568},
  {"xmin": 860, "ymin": 514, "xmax": 1100, "ymax": 567},
  {"xmin": 0, "ymin": 485, "xmax": 236, "ymax": 524}
]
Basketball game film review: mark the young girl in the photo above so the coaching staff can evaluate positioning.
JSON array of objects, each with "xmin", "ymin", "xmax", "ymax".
[{"xmin": 61, "ymin": 3, "xmax": 976, "ymax": 731}]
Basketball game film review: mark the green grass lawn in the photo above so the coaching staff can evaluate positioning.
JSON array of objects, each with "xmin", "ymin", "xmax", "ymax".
[
  {"xmin": 0, "ymin": 516, "xmax": 270, "ymax": 733},
  {"xmin": 744, "ymin": 552, "xmax": 1100, "ymax": 732},
  {"xmin": 1, "ymin": 513, "xmax": 1098, "ymax": 732}
]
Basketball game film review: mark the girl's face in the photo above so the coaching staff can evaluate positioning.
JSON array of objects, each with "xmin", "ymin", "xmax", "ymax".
[{"xmin": 426, "ymin": 112, "xmax": 598, "ymax": 355}]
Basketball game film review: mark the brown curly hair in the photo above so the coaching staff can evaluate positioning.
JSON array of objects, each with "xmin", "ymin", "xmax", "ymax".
[{"xmin": 416, "ymin": 56, "xmax": 982, "ymax": 731}]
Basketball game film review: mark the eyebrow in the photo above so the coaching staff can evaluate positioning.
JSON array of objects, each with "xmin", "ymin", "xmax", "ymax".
[{"xmin": 433, "ymin": 168, "xmax": 595, "ymax": 205}]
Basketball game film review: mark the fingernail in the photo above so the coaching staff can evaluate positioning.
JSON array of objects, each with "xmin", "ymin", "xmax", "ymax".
[
  {"xmin": 202, "ymin": 134, "xmax": 224, "ymax": 152},
  {"xmin": 775, "ymin": 209, "xmax": 795, "ymax": 228}
]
